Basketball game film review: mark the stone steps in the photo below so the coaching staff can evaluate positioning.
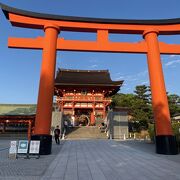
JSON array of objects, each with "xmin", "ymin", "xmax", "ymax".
[
  {"xmin": 65, "ymin": 126, "xmax": 108, "ymax": 140},
  {"xmin": 0, "ymin": 132, "xmax": 27, "ymax": 139}
]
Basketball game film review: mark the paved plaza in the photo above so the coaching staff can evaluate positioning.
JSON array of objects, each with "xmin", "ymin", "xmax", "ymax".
[{"xmin": 1, "ymin": 139, "xmax": 180, "ymax": 180}]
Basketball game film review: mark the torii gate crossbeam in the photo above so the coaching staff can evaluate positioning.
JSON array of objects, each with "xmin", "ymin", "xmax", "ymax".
[{"xmin": 1, "ymin": 3, "xmax": 179, "ymax": 155}]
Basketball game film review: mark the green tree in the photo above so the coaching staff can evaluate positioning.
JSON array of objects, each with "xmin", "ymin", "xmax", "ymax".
[
  {"xmin": 168, "ymin": 94, "xmax": 180, "ymax": 117},
  {"xmin": 111, "ymin": 85, "xmax": 152, "ymax": 131},
  {"xmin": 132, "ymin": 85, "xmax": 152, "ymax": 130},
  {"xmin": 111, "ymin": 93, "xmax": 135, "ymax": 109},
  {"xmin": 134, "ymin": 85, "xmax": 151, "ymax": 103},
  {"xmin": 111, "ymin": 85, "xmax": 180, "ymax": 132}
]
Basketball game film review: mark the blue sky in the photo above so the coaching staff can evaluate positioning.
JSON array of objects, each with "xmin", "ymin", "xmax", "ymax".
[{"xmin": 0, "ymin": 0, "xmax": 180, "ymax": 104}]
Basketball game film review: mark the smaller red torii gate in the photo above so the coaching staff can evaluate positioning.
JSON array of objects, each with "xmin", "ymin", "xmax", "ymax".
[
  {"xmin": 0, "ymin": 115, "xmax": 35, "ymax": 140},
  {"xmin": 1, "ymin": 3, "xmax": 180, "ymax": 155}
]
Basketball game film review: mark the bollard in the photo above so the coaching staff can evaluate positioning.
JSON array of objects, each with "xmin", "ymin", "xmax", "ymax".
[
  {"xmin": 123, "ymin": 134, "xmax": 126, "ymax": 140},
  {"xmin": 62, "ymin": 133, "xmax": 65, "ymax": 140}
]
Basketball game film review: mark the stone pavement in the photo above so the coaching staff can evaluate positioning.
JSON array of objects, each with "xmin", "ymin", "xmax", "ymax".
[
  {"xmin": 0, "ymin": 139, "xmax": 62, "ymax": 180},
  {"xmin": 1, "ymin": 139, "xmax": 180, "ymax": 180}
]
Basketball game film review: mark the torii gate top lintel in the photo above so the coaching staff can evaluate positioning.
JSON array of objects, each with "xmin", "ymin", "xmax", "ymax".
[
  {"xmin": 1, "ymin": 3, "xmax": 180, "ymax": 54},
  {"xmin": 1, "ymin": 3, "xmax": 180, "ymax": 35}
]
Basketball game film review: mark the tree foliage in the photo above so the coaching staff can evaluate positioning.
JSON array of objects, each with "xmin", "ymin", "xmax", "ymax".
[
  {"xmin": 111, "ymin": 84, "xmax": 180, "ymax": 132},
  {"xmin": 111, "ymin": 93, "xmax": 135, "ymax": 109},
  {"xmin": 168, "ymin": 94, "xmax": 180, "ymax": 116},
  {"xmin": 132, "ymin": 85, "xmax": 152, "ymax": 130},
  {"xmin": 134, "ymin": 85, "xmax": 151, "ymax": 103}
]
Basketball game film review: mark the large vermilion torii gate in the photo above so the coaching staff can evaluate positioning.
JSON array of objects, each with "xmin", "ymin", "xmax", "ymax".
[{"xmin": 1, "ymin": 4, "xmax": 180, "ymax": 155}]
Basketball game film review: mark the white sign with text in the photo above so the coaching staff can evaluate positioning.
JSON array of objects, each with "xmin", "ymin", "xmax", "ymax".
[
  {"xmin": 29, "ymin": 140, "xmax": 40, "ymax": 154},
  {"xmin": 9, "ymin": 141, "xmax": 17, "ymax": 154}
]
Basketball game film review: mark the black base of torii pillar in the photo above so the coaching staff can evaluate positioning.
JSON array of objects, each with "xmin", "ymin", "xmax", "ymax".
[{"xmin": 156, "ymin": 135, "xmax": 178, "ymax": 155}]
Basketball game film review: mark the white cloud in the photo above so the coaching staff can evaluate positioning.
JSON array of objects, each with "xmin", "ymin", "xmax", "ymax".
[
  {"xmin": 124, "ymin": 70, "xmax": 148, "ymax": 81},
  {"xmin": 113, "ymin": 70, "xmax": 150, "ymax": 93},
  {"xmin": 137, "ymin": 70, "xmax": 148, "ymax": 77},
  {"xmin": 169, "ymin": 55, "xmax": 177, "ymax": 58},
  {"xmin": 115, "ymin": 72, "xmax": 122, "ymax": 75},
  {"xmin": 89, "ymin": 64, "xmax": 98, "ymax": 68},
  {"xmin": 131, "ymin": 78, "xmax": 138, "ymax": 81},
  {"xmin": 169, "ymin": 55, "xmax": 180, "ymax": 58},
  {"xmin": 165, "ymin": 59, "xmax": 180, "ymax": 67},
  {"xmin": 89, "ymin": 58, "xmax": 98, "ymax": 63},
  {"xmin": 162, "ymin": 55, "xmax": 180, "ymax": 61},
  {"xmin": 124, "ymin": 87, "xmax": 130, "ymax": 90},
  {"xmin": 113, "ymin": 69, "xmax": 147, "ymax": 81},
  {"xmin": 140, "ymin": 80, "xmax": 149, "ymax": 85},
  {"xmin": 115, "ymin": 76, "xmax": 125, "ymax": 80}
]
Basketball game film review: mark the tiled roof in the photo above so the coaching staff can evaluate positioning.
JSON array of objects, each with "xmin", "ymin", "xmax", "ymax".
[
  {"xmin": 0, "ymin": 104, "xmax": 36, "ymax": 115},
  {"xmin": 55, "ymin": 69, "xmax": 123, "ymax": 86}
]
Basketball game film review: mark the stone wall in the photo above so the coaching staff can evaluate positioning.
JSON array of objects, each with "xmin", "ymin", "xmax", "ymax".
[
  {"xmin": 107, "ymin": 111, "xmax": 129, "ymax": 139},
  {"xmin": 51, "ymin": 111, "xmax": 63, "ymax": 136}
]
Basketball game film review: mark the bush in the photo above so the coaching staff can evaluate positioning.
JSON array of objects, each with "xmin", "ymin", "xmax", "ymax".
[
  {"xmin": 172, "ymin": 122, "xmax": 180, "ymax": 135},
  {"xmin": 172, "ymin": 122, "xmax": 180, "ymax": 151},
  {"xmin": 148, "ymin": 123, "xmax": 155, "ymax": 142},
  {"xmin": 148, "ymin": 122, "xmax": 180, "ymax": 144}
]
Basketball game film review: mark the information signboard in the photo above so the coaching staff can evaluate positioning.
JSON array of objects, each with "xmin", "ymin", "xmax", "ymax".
[
  {"xmin": 29, "ymin": 141, "xmax": 40, "ymax": 154},
  {"xmin": 9, "ymin": 141, "xmax": 17, "ymax": 159},
  {"xmin": 9, "ymin": 141, "xmax": 17, "ymax": 154},
  {"xmin": 17, "ymin": 140, "xmax": 29, "ymax": 154}
]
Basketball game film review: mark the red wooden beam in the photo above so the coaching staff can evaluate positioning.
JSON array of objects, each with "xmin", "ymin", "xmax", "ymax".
[{"xmin": 8, "ymin": 37, "xmax": 180, "ymax": 54}]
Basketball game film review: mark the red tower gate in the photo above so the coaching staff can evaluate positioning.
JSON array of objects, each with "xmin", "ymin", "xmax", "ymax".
[{"xmin": 1, "ymin": 3, "xmax": 180, "ymax": 154}]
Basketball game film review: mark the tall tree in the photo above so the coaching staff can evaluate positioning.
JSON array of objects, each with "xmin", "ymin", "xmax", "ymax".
[
  {"xmin": 111, "ymin": 85, "xmax": 180, "ymax": 131},
  {"xmin": 134, "ymin": 85, "xmax": 151, "ymax": 103},
  {"xmin": 168, "ymin": 94, "xmax": 180, "ymax": 117},
  {"xmin": 111, "ymin": 93, "xmax": 135, "ymax": 109},
  {"xmin": 132, "ymin": 85, "xmax": 152, "ymax": 130}
]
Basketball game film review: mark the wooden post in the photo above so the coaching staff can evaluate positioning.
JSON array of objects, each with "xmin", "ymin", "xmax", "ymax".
[{"xmin": 28, "ymin": 121, "xmax": 32, "ymax": 141}]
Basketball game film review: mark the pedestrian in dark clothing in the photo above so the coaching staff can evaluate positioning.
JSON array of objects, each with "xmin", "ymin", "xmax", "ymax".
[{"xmin": 54, "ymin": 125, "xmax": 60, "ymax": 144}]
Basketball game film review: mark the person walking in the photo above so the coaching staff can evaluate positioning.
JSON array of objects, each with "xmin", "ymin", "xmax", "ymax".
[{"xmin": 54, "ymin": 125, "xmax": 60, "ymax": 144}]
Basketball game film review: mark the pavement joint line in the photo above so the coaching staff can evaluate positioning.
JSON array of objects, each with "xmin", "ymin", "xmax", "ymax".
[
  {"xmin": 1, "ymin": 139, "xmax": 180, "ymax": 179},
  {"xmin": 0, "ymin": 147, "xmax": 9, "ymax": 151}
]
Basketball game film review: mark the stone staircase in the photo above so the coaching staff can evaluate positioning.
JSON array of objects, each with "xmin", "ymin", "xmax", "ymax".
[
  {"xmin": 0, "ymin": 132, "xmax": 27, "ymax": 139},
  {"xmin": 65, "ymin": 126, "xmax": 108, "ymax": 140}
]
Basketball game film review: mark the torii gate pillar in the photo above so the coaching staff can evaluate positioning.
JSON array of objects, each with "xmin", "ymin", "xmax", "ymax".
[
  {"xmin": 31, "ymin": 24, "xmax": 59, "ymax": 155},
  {"xmin": 144, "ymin": 30, "xmax": 177, "ymax": 154}
]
